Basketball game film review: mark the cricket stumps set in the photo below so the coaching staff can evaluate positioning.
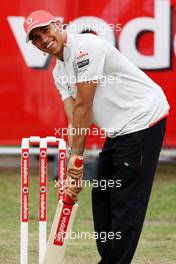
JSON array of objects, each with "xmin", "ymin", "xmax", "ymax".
[
  {"xmin": 20, "ymin": 136, "xmax": 66, "ymax": 264},
  {"xmin": 20, "ymin": 136, "xmax": 83, "ymax": 264}
]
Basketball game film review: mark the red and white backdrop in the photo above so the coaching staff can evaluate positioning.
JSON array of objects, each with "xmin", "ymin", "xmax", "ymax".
[{"xmin": 0, "ymin": 0, "xmax": 175, "ymax": 147}]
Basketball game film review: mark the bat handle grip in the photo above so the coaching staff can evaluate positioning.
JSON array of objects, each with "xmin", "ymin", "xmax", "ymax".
[
  {"xmin": 64, "ymin": 156, "xmax": 83, "ymax": 205},
  {"xmin": 75, "ymin": 156, "xmax": 84, "ymax": 167}
]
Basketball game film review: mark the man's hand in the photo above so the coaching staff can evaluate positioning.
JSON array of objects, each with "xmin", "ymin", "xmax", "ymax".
[
  {"xmin": 67, "ymin": 155, "xmax": 83, "ymax": 179},
  {"xmin": 65, "ymin": 155, "xmax": 84, "ymax": 201}
]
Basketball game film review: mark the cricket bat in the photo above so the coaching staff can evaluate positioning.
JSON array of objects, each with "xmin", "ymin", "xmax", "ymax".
[{"xmin": 42, "ymin": 157, "xmax": 83, "ymax": 264}]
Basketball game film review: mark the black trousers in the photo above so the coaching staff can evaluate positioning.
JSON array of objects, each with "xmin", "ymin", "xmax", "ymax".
[{"xmin": 92, "ymin": 118, "xmax": 166, "ymax": 264}]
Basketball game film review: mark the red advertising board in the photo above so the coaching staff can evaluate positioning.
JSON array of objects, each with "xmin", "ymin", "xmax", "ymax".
[{"xmin": 0, "ymin": 0, "xmax": 175, "ymax": 147}]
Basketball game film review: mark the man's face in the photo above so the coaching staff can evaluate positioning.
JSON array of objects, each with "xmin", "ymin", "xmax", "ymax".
[{"xmin": 29, "ymin": 23, "xmax": 64, "ymax": 57}]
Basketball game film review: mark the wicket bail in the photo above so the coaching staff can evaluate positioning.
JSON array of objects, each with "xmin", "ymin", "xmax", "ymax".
[{"xmin": 20, "ymin": 136, "xmax": 66, "ymax": 264}]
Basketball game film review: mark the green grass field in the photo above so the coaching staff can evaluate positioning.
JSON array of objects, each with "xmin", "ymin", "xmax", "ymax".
[{"xmin": 0, "ymin": 162, "xmax": 176, "ymax": 264}]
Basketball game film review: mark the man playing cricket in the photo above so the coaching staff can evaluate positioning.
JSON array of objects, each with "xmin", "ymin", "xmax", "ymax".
[{"xmin": 23, "ymin": 10, "xmax": 170, "ymax": 264}]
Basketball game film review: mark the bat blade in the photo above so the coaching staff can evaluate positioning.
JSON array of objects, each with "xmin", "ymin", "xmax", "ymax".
[
  {"xmin": 42, "ymin": 157, "xmax": 83, "ymax": 264},
  {"xmin": 43, "ymin": 200, "xmax": 78, "ymax": 264}
]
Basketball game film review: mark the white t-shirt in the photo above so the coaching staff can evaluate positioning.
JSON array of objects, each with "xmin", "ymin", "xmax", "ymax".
[{"xmin": 53, "ymin": 33, "xmax": 169, "ymax": 137}]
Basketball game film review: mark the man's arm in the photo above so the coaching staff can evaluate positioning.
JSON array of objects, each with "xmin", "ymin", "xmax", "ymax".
[
  {"xmin": 71, "ymin": 81, "xmax": 97, "ymax": 155},
  {"xmin": 65, "ymin": 81, "xmax": 97, "ymax": 199},
  {"xmin": 62, "ymin": 81, "xmax": 97, "ymax": 152},
  {"xmin": 63, "ymin": 97, "xmax": 75, "ymax": 146}
]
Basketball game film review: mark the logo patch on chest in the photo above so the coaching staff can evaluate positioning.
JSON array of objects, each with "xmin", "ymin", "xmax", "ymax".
[
  {"xmin": 77, "ymin": 59, "xmax": 89, "ymax": 68},
  {"xmin": 76, "ymin": 50, "xmax": 89, "ymax": 70}
]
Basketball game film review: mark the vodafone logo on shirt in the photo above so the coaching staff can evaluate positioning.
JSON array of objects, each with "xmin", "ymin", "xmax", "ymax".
[{"xmin": 7, "ymin": 0, "xmax": 173, "ymax": 70}]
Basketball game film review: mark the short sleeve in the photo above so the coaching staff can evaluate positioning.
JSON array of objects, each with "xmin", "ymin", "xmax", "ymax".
[
  {"xmin": 74, "ymin": 37, "xmax": 107, "ymax": 83},
  {"xmin": 53, "ymin": 62, "xmax": 71, "ymax": 101}
]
